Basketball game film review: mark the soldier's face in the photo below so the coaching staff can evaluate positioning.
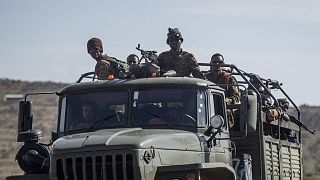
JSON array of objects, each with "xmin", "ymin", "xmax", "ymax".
[
  {"xmin": 210, "ymin": 60, "xmax": 223, "ymax": 71},
  {"xmin": 127, "ymin": 57, "xmax": 138, "ymax": 66},
  {"xmin": 168, "ymin": 38, "xmax": 181, "ymax": 51},
  {"xmin": 82, "ymin": 105, "xmax": 96, "ymax": 122},
  {"xmin": 88, "ymin": 47, "xmax": 101, "ymax": 60}
]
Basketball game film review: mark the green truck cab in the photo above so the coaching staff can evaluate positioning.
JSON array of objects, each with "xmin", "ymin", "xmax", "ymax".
[{"xmin": 7, "ymin": 64, "xmax": 312, "ymax": 180}]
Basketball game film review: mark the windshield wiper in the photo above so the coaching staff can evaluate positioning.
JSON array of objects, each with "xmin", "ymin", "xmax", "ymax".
[
  {"xmin": 87, "ymin": 113, "xmax": 117, "ymax": 131},
  {"xmin": 140, "ymin": 108, "xmax": 160, "ymax": 118}
]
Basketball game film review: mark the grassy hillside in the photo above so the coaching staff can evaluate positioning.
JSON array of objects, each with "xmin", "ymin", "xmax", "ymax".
[
  {"xmin": 299, "ymin": 105, "xmax": 320, "ymax": 176},
  {"xmin": 0, "ymin": 78, "xmax": 319, "ymax": 179},
  {"xmin": 0, "ymin": 79, "xmax": 67, "ymax": 180}
]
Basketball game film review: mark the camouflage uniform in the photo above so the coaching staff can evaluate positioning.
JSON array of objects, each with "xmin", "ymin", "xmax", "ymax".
[
  {"xmin": 206, "ymin": 70, "xmax": 240, "ymax": 129},
  {"xmin": 157, "ymin": 28, "xmax": 204, "ymax": 79},
  {"xmin": 157, "ymin": 49, "xmax": 204, "ymax": 78},
  {"xmin": 95, "ymin": 56, "xmax": 121, "ymax": 80},
  {"xmin": 206, "ymin": 70, "xmax": 240, "ymax": 104},
  {"xmin": 87, "ymin": 38, "xmax": 122, "ymax": 80},
  {"xmin": 249, "ymin": 77, "xmax": 280, "ymax": 122}
]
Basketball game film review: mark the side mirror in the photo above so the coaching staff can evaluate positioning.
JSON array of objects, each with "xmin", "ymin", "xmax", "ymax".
[
  {"xmin": 17, "ymin": 101, "xmax": 33, "ymax": 138},
  {"xmin": 17, "ymin": 101, "xmax": 46, "ymax": 143}
]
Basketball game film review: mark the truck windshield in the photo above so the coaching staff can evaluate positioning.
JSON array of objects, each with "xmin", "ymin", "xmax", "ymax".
[
  {"xmin": 62, "ymin": 91, "xmax": 127, "ymax": 132},
  {"xmin": 132, "ymin": 89, "xmax": 206, "ymax": 127}
]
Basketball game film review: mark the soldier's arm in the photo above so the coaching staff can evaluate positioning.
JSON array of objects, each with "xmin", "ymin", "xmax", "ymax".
[
  {"xmin": 156, "ymin": 54, "xmax": 162, "ymax": 67},
  {"xmin": 188, "ymin": 53, "xmax": 205, "ymax": 79},
  {"xmin": 226, "ymin": 76, "xmax": 241, "ymax": 104},
  {"xmin": 157, "ymin": 53, "xmax": 166, "ymax": 75}
]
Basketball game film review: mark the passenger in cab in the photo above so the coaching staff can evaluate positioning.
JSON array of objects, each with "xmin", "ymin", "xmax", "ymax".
[{"xmin": 70, "ymin": 101, "xmax": 98, "ymax": 130}]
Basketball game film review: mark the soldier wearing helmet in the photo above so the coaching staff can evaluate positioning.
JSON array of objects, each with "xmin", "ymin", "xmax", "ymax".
[
  {"xmin": 205, "ymin": 53, "xmax": 240, "ymax": 129},
  {"xmin": 87, "ymin": 37, "xmax": 121, "ymax": 80},
  {"xmin": 157, "ymin": 28, "xmax": 204, "ymax": 78}
]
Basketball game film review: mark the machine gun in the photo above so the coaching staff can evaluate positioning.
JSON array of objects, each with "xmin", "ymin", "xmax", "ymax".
[
  {"xmin": 100, "ymin": 54, "xmax": 129, "ymax": 72},
  {"xmin": 282, "ymin": 112, "xmax": 315, "ymax": 134},
  {"xmin": 136, "ymin": 44, "xmax": 158, "ymax": 64}
]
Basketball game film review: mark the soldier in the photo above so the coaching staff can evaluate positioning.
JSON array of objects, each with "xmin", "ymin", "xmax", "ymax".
[
  {"xmin": 87, "ymin": 37, "xmax": 121, "ymax": 80},
  {"xmin": 249, "ymin": 77, "xmax": 272, "ymax": 107},
  {"xmin": 157, "ymin": 28, "xmax": 204, "ymax": 78},
  {"xmin": 70, "ymin": 101, "xmax": 98, "ymax": 130},
  {"xmin": 126, "ymin": 54, "xmax": 139, "ymax": 66},
  {"xmin": 126, "ymin": 54, "xmax": 160, "ymax": 79},
  {"xmin": 205, "ymin": 53, "xmax": 240, "ymax": 128},
  {"xmin": 206, "ymin": 53, "xmax": 240, "ymax": 104}
]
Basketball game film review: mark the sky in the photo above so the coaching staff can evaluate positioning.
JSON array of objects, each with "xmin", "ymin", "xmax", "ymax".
[{"xmin": 0, "ymin": 0, "xmax": 319, "ymax": 106}]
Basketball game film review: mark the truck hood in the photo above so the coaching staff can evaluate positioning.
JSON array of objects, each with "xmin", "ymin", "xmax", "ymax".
[{"xmin": 52, "ymin": 128, "xmax": 202, "ymax": 154}]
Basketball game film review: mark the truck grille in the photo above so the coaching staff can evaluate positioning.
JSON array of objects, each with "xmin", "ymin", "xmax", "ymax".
[{"xmin": 56, "ymin": 153, "xmax": 134, "ymax": 180}]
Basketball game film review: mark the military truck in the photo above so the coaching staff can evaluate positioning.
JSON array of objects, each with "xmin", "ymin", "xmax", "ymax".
[{"xmin": 6, "ymin": 64, "xmax": 313, "ymax": 180}]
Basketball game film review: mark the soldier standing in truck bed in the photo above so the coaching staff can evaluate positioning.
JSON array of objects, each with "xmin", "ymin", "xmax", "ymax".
[
  {"xmin": 205, "ymin": 53, "xmax": 240, "ymax": 128},
  {"xmin": 87, "ymin": 37, "xmax": 121, "ymax": 80},
  {"xmin": 157, "ymin": 28, "xmax": 204, "ymax": 79},
  {"xmin": 206, "ymin": 53, "xmax": 240, "ymax": 104}
]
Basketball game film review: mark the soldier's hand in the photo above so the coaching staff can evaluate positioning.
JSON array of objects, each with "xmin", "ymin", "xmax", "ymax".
[{"xmin": 225, "ymin": 98, "xmax": 232, "ymax": 105}]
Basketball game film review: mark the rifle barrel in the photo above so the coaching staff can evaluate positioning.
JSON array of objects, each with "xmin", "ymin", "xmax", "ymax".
[{"xmin": 288, "ymin": 114, "xmax": 315, "ymax": 134}]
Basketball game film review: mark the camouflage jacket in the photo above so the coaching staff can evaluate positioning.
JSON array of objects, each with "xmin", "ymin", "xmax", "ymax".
[
  {"xmin": 157, "ymin": 49, "xmax": 204, "ymax": 79},
  {"xmin": 205, "ymin": 70, "xmax": 240, "ymax": 104},
  {"xmin": 95, "ymin": 56, "xmax": 121, "ymax": 80}
]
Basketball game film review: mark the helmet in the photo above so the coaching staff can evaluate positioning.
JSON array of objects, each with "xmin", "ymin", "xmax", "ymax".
[
  {"xmin": 278, "ymin": 98, "xmax": 289, "ymax": 110},
  {"xmin": 166, "ymin": 28, "xmax": 183, "ymax": 44},
  {"xmin": 87, "ymin": 38, "xmax": 103, "ymax": 53},
  {"xmin": 210, "ymin": 53, "xmax": 224, "ymax": 64}
]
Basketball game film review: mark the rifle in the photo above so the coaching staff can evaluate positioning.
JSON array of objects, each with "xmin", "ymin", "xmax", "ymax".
[
  {"xmin": 100, "ymin": 54, "xmax": 129, "ymax": 72},
  {"xmin": 282, "ymin": 113, "xmax": 315, "ymax": 134},
  {"xmin": 136, "ymin": 44, "xmax": 158, "ymax": 64}
]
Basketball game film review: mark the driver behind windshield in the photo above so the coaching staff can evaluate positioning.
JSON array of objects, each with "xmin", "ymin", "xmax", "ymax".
[{"xmin": 70, "ymin": 101, "xmax": 98, "ymax": 130}]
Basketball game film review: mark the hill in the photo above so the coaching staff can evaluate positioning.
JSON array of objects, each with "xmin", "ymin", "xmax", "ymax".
[
  {"xmin": 0, "ymin": 79, "xmax": 67, "ymax": 180},
  {"xmin": 299, "ymin": 105, "xmax": 320, "ymax": 175},
  {"xmin": 0, "ymin": 78, "xmax": 319, "ymax": 179}
]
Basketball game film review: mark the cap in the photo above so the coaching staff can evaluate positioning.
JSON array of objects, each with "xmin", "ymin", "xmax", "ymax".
[{"xmin": 87, "ymin": 38, "xmax": 103, "ymax": 53}]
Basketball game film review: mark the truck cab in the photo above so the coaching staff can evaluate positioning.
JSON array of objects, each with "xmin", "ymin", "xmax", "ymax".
[
  {"xmin": 11, "ymin": 77, "xmax": 239, "ymax": 180},
  {"xmin": 53, "ymin": 77, "xmax": 235, "ymax": 180}
]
